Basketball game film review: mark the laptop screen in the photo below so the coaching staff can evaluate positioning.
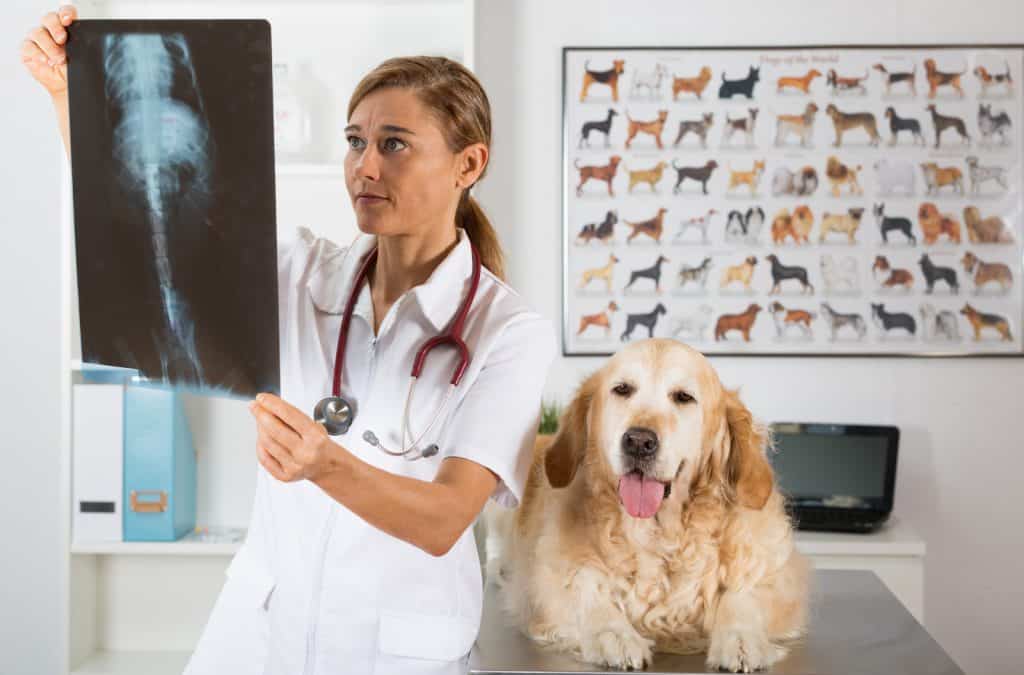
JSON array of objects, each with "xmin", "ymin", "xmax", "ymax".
[{"xmin": 768, "ymin": 423, "xmax": 898, "ymax": 512}]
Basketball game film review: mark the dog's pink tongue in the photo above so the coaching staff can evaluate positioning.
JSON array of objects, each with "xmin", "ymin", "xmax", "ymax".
[{"xmin": 618, "ymin": 473, "xmax": 665, "ymax": 518}]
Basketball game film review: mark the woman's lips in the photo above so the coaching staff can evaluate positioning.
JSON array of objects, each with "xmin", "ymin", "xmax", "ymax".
[{"xmin": 356, "ymin": 195, "xmax": 387, "ymax": 205}]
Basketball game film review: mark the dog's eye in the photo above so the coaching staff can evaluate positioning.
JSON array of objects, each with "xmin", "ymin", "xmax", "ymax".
[
  {"xmin": 612, "ymin": 383, "xmax": 634, "ymax": 397},
  {"xmin": 672, "ymin": 390, "xmax": 695, "ymax": 405}
]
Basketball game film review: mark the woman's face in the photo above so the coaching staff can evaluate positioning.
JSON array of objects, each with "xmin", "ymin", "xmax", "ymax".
[{"xmin": 344, "ymin": 87, "xmax": 476, "ymax": 237}]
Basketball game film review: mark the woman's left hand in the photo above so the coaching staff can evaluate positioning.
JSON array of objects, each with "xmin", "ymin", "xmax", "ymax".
[{"xmin": 249, "ymin": 393, "xmax": 339, "ymax": 483}]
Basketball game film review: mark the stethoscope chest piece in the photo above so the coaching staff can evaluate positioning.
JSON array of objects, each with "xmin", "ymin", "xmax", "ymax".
[{"xmin": 314, "ymin": 395, "xmax": 354, "ymax": 436}]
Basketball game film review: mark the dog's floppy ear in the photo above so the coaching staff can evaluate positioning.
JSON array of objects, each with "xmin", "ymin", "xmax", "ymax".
[
  {"xmin": 544, "ymin": 372, "xmax": 599, "ymax": 489},
  {"xmin": 723, "ymin": 388, "xmax": 774, "ymax": 509}
]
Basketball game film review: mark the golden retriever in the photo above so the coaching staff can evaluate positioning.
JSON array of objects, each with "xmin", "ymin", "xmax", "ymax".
[{"xmin": 485, "ymin": 339, "xmax": 809, "ymax": 672}]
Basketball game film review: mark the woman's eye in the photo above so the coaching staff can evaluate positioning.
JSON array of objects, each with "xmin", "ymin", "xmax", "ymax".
[
  {"xmin": 612, "ymin": 383, "xmax": 634, "ymax": 397},
  {"xmin": 672, "ymin": 390, "xmax": 694, "ymax": 405},
  {"xmin": 383, "ymin": 137, "xmax": 407, "ymax": 152},
  {"xmin": 347, "ymin": 136, "xmax": 365, "ymax": 150}
]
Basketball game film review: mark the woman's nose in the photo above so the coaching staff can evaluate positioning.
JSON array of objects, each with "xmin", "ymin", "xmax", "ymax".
[{"xmin": 354, "ymin": 144, "xmax": 381, "ymax": 181}]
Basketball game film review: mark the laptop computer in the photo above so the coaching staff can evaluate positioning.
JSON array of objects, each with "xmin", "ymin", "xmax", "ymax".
[{"xmin": 767, "ymin": 423, "xmax": 899, "ymax": 533}]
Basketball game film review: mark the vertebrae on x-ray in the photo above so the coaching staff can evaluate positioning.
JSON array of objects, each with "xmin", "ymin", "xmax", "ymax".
[{"xmin": 103, "ymin": 33, "xmax": 212, "ymax": 387}]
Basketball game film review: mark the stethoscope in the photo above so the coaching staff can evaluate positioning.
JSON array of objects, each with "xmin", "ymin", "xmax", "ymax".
[{"xmin": 313, "ymin": 238, "xmax": 482, "ymax": 461}]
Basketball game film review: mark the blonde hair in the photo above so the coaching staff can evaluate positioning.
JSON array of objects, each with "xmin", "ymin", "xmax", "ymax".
[{"xmin": 348, "ymin": 56, "xmax": 505, "ymax": 280}]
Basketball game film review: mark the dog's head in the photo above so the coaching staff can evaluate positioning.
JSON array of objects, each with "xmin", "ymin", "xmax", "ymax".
[
  {"xmin": 924, "ymin": 58, "xmax": 937, "ymax": 74},
  {"xmin": 613, "ymin": 59, "xmax": 625, "ymax": 74},
  {"xmin": 961, "ymin": 251, "xmax": 978, "ymax": 271},
  {"xmin": 544, "ymin": 339, "xmax": 775, "ymax": 518}
]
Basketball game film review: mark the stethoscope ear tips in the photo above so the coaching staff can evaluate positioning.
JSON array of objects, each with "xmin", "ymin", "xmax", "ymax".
[
  {"xmin": 362, "ymin": 430, "xmax": 379, "ymax": 446},
  {"xmin": 421, "ymin": 444, "xmax": 439, "ymax": 458}
]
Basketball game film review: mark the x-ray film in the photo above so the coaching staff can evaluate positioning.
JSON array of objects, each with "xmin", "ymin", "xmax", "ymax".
[{"xmin": 67, "ymin": 20, "xmax": 279, "ymax": 399}]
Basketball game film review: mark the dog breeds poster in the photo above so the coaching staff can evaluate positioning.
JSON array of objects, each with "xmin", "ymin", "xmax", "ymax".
[
  {"xmin": 565, "ymin": 46, "xmax": 1024, "ymax": 356},
  {"xmin": 67, "ymin": 20, "xmax": 279, "ymax": 397}
]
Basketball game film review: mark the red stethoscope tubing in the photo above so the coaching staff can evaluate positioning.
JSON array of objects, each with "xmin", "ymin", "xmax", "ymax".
[{"xmin": 331, "ymin": 241, "xmax": 482, "ymax": 399}]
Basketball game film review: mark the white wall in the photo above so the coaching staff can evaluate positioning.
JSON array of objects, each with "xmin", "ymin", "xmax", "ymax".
[
  {"xmin": 1, "ymin": 1, "xmax": 65, "ymax": 674},
  {"xmin": 472, "ymin": 1, "xmax": 1024, "ymax": 674}
]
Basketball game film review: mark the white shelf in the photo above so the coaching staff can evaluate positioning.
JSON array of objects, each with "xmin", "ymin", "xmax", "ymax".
[
  {"xmin": 72, "ymin": 650, "xmax": 190, "ymax": 675},
  {"xmin": 794, "ymin": 519, "xmax": 925, "ymax": 557},
  {"xmin": 72, "ymin": 540, "xmax": 241, "ymax": 556}
]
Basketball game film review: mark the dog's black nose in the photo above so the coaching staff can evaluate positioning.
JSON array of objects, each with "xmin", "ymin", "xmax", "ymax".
[{"xmin": 622, "ymin": 427, "xmax": 659, "ymax": 458}]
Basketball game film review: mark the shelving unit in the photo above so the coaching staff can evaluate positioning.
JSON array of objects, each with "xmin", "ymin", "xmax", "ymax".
[{"xmin": 59, "ymin": 1, "xmax": 472, "ymax": 673}]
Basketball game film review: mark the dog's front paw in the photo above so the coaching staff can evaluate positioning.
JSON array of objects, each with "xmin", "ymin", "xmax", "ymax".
[
  {"xmin": 581, "ymin": 627, "xmax": 654, "ymax": 671},
  {"xmin": 706, "ymin": 630, "xmax": 786, "ymax": 673}
]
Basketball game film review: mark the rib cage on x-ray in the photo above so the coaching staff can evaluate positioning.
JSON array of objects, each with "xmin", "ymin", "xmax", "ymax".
[{"xmin": 102, "ymin": 33, "xmax": 213, "ymax": 388}]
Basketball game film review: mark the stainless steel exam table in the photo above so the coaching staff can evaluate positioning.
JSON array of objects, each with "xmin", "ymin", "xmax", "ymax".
[{"xmin": 467, "ymin": 569, "xmax": 962, "ymax": 675}]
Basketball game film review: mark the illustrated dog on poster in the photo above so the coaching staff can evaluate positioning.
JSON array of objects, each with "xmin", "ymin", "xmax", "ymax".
[
  {"xmin": 625, "ymin": 161, "xmax": 668, "ymax": 194},
  {"xmin": 965, "ymin": 156, "xmax": 1009, "ymax": 194},
  {"xmin": 960, "ymin": 303, "xmax": 1013, "ymax": 341},
  {"xmin": 575, "ymin": 155, "xmax": 621, "ymax": 197},
  {"xmin": 620, "ymin": 303, "xmax": 668, "ymax": 340},
  {"xmin": 631, "ymin": 63, "xmax": 668, "ymax": 99},
  {"xmin": 874, "ymin": 159, "xmax": 915, "ymax": 196},
  {"xmin": 825, "ymin": 156, "xmax": 863, "ymax": 196},
  {"xmin": 718, "ymin": 65, "xmax": 760, "ymax": 99},
  {"xmin": 720, "ymin": 256, "xmax": 758, "ymax": 292},
  {"xmin": 963, "ymin": 206, "xmax": 1014, "ymax": 244},
  {"xmin": 714, "ymin": 304, "xmax": 762, "ymax": 341},
  {"xmin": 820, "ymin": 302, "xmax": 867, "ymax": 341},
  {"xmin": 774, "ymin": 103, "xmax": 818, "ymax": 147},
  {"xmin": 777, "ymin": 69, "xmax": 822, "ymax": 94},
  {"xmin": 826, "ymin": 67, "xmax": 869, "ymax": 95},
  {"xmin": 920, "ymin": 162, "xmax": 963, "ymax": 196},
  {"xmin": 873, "ymin": 203, "xmax": 917, "ymax": 245},
  {"xmin": 575, "ymin": 210, "xmax": 618, "ymax": 245},
  {"xmin": 918, "ymin": 203, "xmax": 962, "ymax": 244},
  {"xmin": 726, "ymin": 160, "xmax": 766, "ymax": 196},
  {"xmin": 873, "ymin": 63, "xmax": 917, "ymax": 96},
  {"xmin": 977, "ymin": 103, "xmax": 1012, "ymax": 146},
  {"xmin": 926, "ymin": 104, "xmax": 970, "ymax": 148},
  {"xmin": 677, "ymin": 257, "xmax": 714, "ymax": 292},
  {"xmin": 918, "ymin": 253, "xmax": 959, "ymax": 294},
  {"xmin": 825, "ymin": 104, "xmax": 881, "ymax": 147},
  {"xmin": 770, "ymin": 206, "xmax": 814, "ymax": 245},
  {"xmin": 766, "ymin": 254, "xmax": 814, "ymax": 295},
  {"xmin": 624, "ymin": 255, "xmax": 671, "ymax": 293},
  {"xmin": 883, "ymin": 107, "xmax": 926, "ymax": 146},
  {"xmin": 820, "ymin": 255, "xmax": 859, "ymax": 294},
  {"xmin": 577, "ymin": 301, "xmax": 619, "ymax": 337},
  {"xmin": 673, "ymin": 112, "xmax": 714, "ymax": 148},
  {"xmin": 769, "ymin": 301, "xmax": 816, "ymax": 339},
  {"xmin": 624, "ymin": 207, "xmax": 669, "ymax": 244},
  {"xmin": 872, "ymin": 255, "xmax": 914, "ymax": 292},
  {"xmin": 673, "ymin": 159, "xmax": 718, "ymax": 195},
  {"xmin": 871, "ymin": 303, "xmax": 917, "ymax": 338},
  {"xmin": 625, "ymin": 109, "xmax": 670, "ymax": 149},
  {"xmin": 961, "ymin": 251, "xmax": 1013, "ymax": 294},
  {"xmin": 924, "ymin": 58, "xmax": 966, "ymax": 98},
  {"xmin": 672, "ymin": 66, "xmax": 713, "ymax": 100},
  {"xmin": 919, "ymin": 303, "xmax": 961, "ymax": 341},
  {"xmin": 671, "ymin": 304, "xmax": 714, "ymax": 341},
  {"xmin": 578, "ymin": 254, "xmax": 619, "ymax": 292},
  {"xmin": 578, "ymin": 108, "xmax": 619, "ymax": 148},
  {"xmin": 721, "ymin": 108, "xmax": 759, "ymax": 148},
  {"xmin": 674, "ymin": 208, "xmax": 717, "ymax": 244},
  {"xmin": 771, "ymin": 165, "xmax": 818, "ymax": 197},
  {"xmin": 725, "ymin": 206, "xmax": 766, "ymax": 244},
  {"xmin": 974, "ymin": 62, "xmax": 1013, "ymax": 97},
  {"xmin": 819, "ymin": 207, "xmax": 865, "ymax": 244},
  {"xmin": 580, "ymin": 59, "xmax": 625, "ymax": 102}
]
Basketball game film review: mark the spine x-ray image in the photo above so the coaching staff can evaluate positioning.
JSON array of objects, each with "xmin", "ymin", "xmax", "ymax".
[{"xmin": 67, "ymin": 21, "xmax": 278, "ymax": 399}]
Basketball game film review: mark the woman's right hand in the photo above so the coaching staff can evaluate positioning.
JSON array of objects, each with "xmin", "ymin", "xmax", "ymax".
[{"xmin": 20, "ymin": 5, "xmax": 78, "ymax": 99}]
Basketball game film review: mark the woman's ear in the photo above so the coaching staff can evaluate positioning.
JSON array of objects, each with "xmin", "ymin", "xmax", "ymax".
[
  {"xmin": 544, "ymin": 372, "xmax": 599, "ymax": 489},
  {"xmin": 723, "ymin": 388, "xmax": 774, "ymax": 509}
]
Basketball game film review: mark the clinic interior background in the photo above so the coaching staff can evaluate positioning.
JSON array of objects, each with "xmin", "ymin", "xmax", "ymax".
[{"xmin": 1, "ymin": 1, "xmax": 1020, "ymax": 675}]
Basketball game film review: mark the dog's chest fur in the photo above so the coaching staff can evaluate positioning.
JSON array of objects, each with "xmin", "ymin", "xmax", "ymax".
[{"xmin": 610, "ymin": 500, "xmax": 724, "ymax": 651}]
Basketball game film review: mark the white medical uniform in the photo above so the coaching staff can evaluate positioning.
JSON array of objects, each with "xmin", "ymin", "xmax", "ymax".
[{"xmin": 183, "ymin": 226, "xmax": 556, "ymax": 675}]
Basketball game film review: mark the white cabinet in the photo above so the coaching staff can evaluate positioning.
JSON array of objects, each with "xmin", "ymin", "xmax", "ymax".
[{"xmin": 60, "ymin": 2, "xmax": 470, "ymax": 673}]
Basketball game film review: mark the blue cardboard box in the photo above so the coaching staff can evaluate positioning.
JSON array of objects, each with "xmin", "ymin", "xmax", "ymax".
[{"xmin": 123, "ymin": 383, "xmax": 196, "ymax": 542}]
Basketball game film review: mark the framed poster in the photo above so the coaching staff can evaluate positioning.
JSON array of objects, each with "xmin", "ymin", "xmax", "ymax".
[
  {"xmin": 68, "ymin": 20, "xmax": 280, "ymax": 398},
  {"xmin": 562, "ymin": 45, "xmax": 1024, "ymax": 357}
]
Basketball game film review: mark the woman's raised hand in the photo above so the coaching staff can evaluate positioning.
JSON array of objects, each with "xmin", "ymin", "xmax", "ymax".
[{"xmin": 20, "ymin": 5, "xmax": 78, "ymax": 99}]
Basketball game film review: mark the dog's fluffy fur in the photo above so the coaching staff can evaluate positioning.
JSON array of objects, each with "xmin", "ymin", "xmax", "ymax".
[{"xmin": 485, "ymin": 339, "xmax": 809, "ymax": 672}]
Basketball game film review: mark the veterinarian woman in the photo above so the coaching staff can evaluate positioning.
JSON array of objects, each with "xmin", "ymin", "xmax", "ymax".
[{"xmin": 23, "ymin": 6, "xmax": 556, "ymax": 673}]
